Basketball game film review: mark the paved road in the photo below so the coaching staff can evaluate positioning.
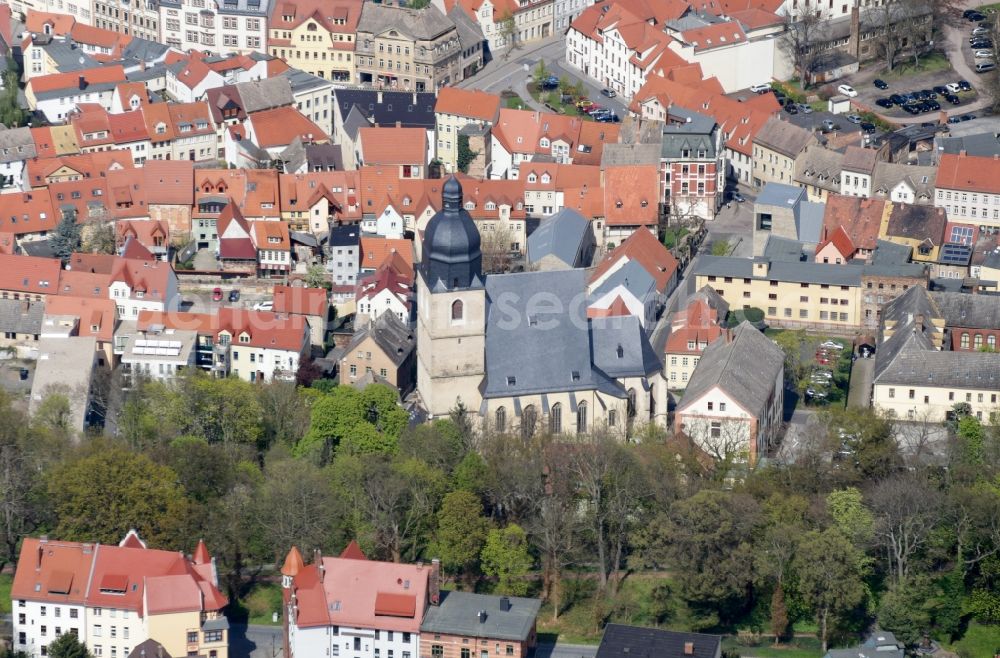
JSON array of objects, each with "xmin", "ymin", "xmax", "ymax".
[
  {"xmin": 846, "ymin": 357, "xmax": 874, "ymax": 408},
  {"xmin": 232, "ymin": 625, "xmax": 598, "ymax": 658}
]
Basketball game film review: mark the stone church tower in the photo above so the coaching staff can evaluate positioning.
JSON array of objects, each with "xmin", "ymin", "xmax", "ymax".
[{"xmin": 416, "ymin": 176, "xmax": 486, "ymax": 419}]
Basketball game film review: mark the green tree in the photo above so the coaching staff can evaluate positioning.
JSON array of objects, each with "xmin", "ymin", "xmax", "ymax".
[
  {"xmin": 47, "ymin": 444, "xmax": 190, "ymax": 548},
  {"xmin": 298, "ymin": 384, "xmax": 406, "ymax": 461},
  {"xmin": 956, "ymin": 416, "xmax": 985, "ymax": 467},
  {"xmin": 481, "ymin": 524, "xmax": 532, "ymax": 596},
  {"xmin": 770, "ymin": 583, "xmax": 790, "ymax": 644},
  {"xmin": 877, "ymin": 577, "xmax": 935, "ymax": 647},
  {"xmin": 794, "ymin": 529, "xmax": 867, "ymax": 653},
  {"xmin": 303, "ymin": 263, "xmax": 330, "ymax": 289},
  {"xmin": 169, "ymin": 373, "xmax": 264, "ymax": 450},
  {"xmin": 710, "ymin": 239, "xmax": 730, "ymax": 256},
  {"xmin": 46, "ymin": 632, "xmax": 92, "ymax": 658},
  {"xmin": 50, "ymin": 211, "xmax": 82, "ymax": 263},
  {"xmin": 456, "ymin": 134, "xmax": 478, "ymax": 174},
  {"xmin": 167, "ymin": 435, "xmax": 235, "ymax": 504},
  {"xmin": 257, "ymin": 457, "xmax": 339, "ymax": 561},
  {"xmin": 497, "ymin": 11, "xmax": 516, "ymax": 54},
  {"xmin": 432, "ymin": 490, "xmax": 490, "ymax": 586},
  {"xmin": 826, "ymin": 487, "xmax": 875, "ymax": 551}
]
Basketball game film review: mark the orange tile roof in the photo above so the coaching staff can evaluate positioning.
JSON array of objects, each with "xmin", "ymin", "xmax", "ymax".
[
  {"xmin": 272, "ymin": 285, "xmax": 328, "ymax": 317},
  {"xmin": 249, "ymin": 106, "xmax": 328, "ymax": 149},
  {"xmin": 251, "ymin": 220, "xmax": 291, "ymax": 251},
  {"xmin": 679, "ymin": 21, "xmax": 746, "ymax": 52},
  {"xmin": 592, "ymin": 226, "xmax": 678, "ymax": 292},
  {"xmin": 116, "ymin": 220, "xmax": 169, "ymax": 249},
  {"xmin": 360, "ymin": 236, "xmax": 414, "ymax": 272},
  {"xmin": 434, "ymin": 87, "xmax": 501, "ymax": 122},
  {"xmin": 821, "ymin": 195, "xmax": 886, "ymax": 252},
  {"xmin": 108, "ymin": 257, "xmax": 174, "ymax": 302},
  {"xmin": 28, "ymin": 65, "xmax": 126, "ymax": 95},
  {"xmin": 359, "ymin": 126, "xmax": 426, "ymax": 166},
  {"xmin": 267, "ymin": 0, "xmax": 363, "ymax": 33},
  {"xmin": 815, "ymin": 224, "xmax": 855, "ymax": 261},
  {"xmin": 67, "ymin": 252, "xmax": 117, "ymax": 274},
  {"xmin": 0, "ymin": 190, "xmax": 57, "ymax": 236},
  {"xmin": 70, "ymin": 21, "xmax": 130, "ymax": 50},
  {"xmin": 138, "ymin": 307, "xmax": 307, "ymax": 352},
  {"xmin": 0, "ymin": 254, "xmax": 62, "ymax": 295},
  {"xmin": 44, "ymin": 296, "xmax": 116, "ymax": 341},
  {"xmin": 25, "ymin": 9, "xmax": 75, "ymax": 35},
  {"xmin": 936, "ymin": 153, "xmax": 1000, "ymax": 194},
  {"xmin": 603, "ymin": 165, "xmax": 659, "ymax": 226},
  {"xmin": 727, "ymin": 7, "xmax": 783, "ymax": 29},
  {"xmin": 56, "ymin": 269, "xmax": 110, "ymax": 299}
]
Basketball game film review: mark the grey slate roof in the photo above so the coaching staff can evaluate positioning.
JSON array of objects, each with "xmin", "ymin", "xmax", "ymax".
[
  {"xmin": 875, "ymin": 337, "xmax": 1000, "ymax": 390},
  {"xmin": 688, "ymin": 284, "xmax": 729, "ymax": 319},
  {"xmin": 335, "ymin": 88, "xmax": 436, "ymax": 130},
  {"xmin": 871, "ymin": 161, "xmax": 936, "ymax": 200},
  {"xmin": 343, "ymin": 103, "xmax": 373, "ymax": 140},
  {"xmin": 526, "ymin": 208, "xmax": 591, "ymax": 268},
  {"xmin": 695, "ymin": 255, "xmax": 864, "ymax": 286},
  {"xmin": 35, "ymin": 38, "xmax": 98, "ymax": 72},
  {"xmin": 678, "ymin": 321, "xmax": 784, "ymax": 416},
  {"xmin": 280, "ymin": 137, "xmax": 307, "ymax": 173},
  {"xmin": 357, "ymin": 2, "xmax": 454, "ymax": 40},
  {"xmin": 235, "ymin": 77, "xmax": 293, "ymax": 114},
  {"xmin": 763, "ymin": 235, "xmax": 806, "ymax": 262},
  {"xmin": 754, "ymin": 117, "xmax": 815, "ymax": 158},
  {"xmin": 420, "ymin": 591, "xmax": 540, "ymax": 641},
  {"xmin": 345, "ymin": 311, "xmax": 415, "ymax": 367},
  {"xmin": 937, "ymin": 131, "xmax": 1000, "ymax": 158},
  {"xmin": 796, "ymin": 200, "xmax": 825, "ymax": 244},
  {"xmin": 306, "ymin": 143, "xmax": 345, "ymax": 171},
  {"xmin": 870, "ymin": 239, "xmax": 913, "ymax": 265},
  {"xmin": 756, "ymin": 182, "xmax": 804, "ymax": 208},
  {"xmin": 660, "ymin": 108, "xmax": 717, "ymax": 160},
  {"xmin": 591, "ymin": 315, "xmax": 663, "ymax": 378},
  {"xmin": 600, "ymin": 142, "xmax": 661, "ymax": 167},
  {"xmin": 794, "ymin": 145, "xmax": 843, "ymax": 194},
  {"xmin": 593, "ymin": 258, "xmax": 656, "ymax": 301},
  {"xmin": 0, "ymin": 298, "xmax": 44, "ymax": 335},
  {"xmin": 841, "ymin": 145, "xmax": 878, "ymax": 174},
  {"xmin": 930, "ymin": 290, "xmax": 1000, "ymax": 329},
  {"xmin": 279, "ymin": 68, "xmax": 334, "ymax": 95},
  {"xmin": 597, "ymin": 624, "xmax": 721, "ymax": 658},
  {"xmin": 120, "ymin": 37, "xmax": 170, "ymax": 64},
  {"xmin": 125, "ymin": 63, "xmax": 167, "ymax": 84},
  {"xmin": 329, "ymin": 224, "xmax": 360, "ymax": 247},
  {"xmin": 448, "ymin": 5, "xmax": 486, "ymax": 50},
  {"xmin": 0, "ymin": 126, "xmax": 36, "ymax": 163},
  {"xmin": 483, "ymin": 269, "xmax": 623, "ymax": 398}
]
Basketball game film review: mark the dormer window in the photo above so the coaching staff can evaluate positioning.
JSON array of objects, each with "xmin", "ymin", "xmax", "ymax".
[
  {"xmin": 615, "ymin": 200, "xmax": 623, "ymax": 208},
  {"xmin": 464, "ymin": 201, "xmax": 475, "ymax": 210},
  {"xmin": 485, "ymin": 202, "xmax": 496, "ymax": 211},
  {"xmin": 541, "ymin": 173, "xmax": 551, "ymax": 184},
  {"xmin": 527, "ymin": 173, "xmax": 537, "ymax": 183},
  {"xmin": 540, "ymin": 138, "xmax": 550, "ymax": 148},
  {"xmin": 616, "ymin": 344, "xmax": 624, "ymax": 358}
]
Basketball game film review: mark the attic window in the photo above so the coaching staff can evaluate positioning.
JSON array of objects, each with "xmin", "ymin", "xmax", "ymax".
[
  {"xmin": 571, "ymin": 371, "xmax": 580, "ymax": 381},
  {"xmin": 615, "ymin": 200, "xmax": 623, "ymax": 208},
  {"xmin": 527, "ymin": 174, "xmax": 537, "ymax": 183},
  {"xmin": 640, "ymin": 200, "xmax": 648, "ymax": 207},
  {"xmin": 616, "ymin": 345, "xmax": 624, "ymax": 358},
  {"xmin": 506, "ymin": 376, "xmax": 516, "ymax": 386},
  {"xmin": 541, "ymin": 173, "xmax": 551, "ymax": 184}
]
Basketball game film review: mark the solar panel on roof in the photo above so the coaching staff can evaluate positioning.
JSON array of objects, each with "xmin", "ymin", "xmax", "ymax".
[{"xmin": 940, "ymin": 242, "xmax": 972, "ymax": 265}]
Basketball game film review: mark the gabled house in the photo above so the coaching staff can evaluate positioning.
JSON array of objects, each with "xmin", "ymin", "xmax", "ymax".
[{"xmin": 339, "ymin": 310, "xmax": 416, "ymax": 393}]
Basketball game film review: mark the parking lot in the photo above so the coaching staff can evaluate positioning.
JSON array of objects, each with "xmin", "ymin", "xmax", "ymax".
[{"xmin": 852, "ymin": 72, "xmax": 980, "ymax": 119}]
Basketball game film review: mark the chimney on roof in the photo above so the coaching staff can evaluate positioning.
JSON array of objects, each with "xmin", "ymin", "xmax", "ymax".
[
  {"xmin": 499, "ymin": 596, "xmax": 511, "ymax": 612},
  {"xmin": 78, "ymin": 75, "xmax": 86, "ymax": 90},
  {"xmin": 429, "ymin": 558, "xmax": 441, "ymax": 605},
  {"xmin": 960, "ymin": 149, "xmax": 967, "ymax": 157},
  {"xmin": 683, "ymin": 642, "xmax": 694, "ymax": 656},
  {"xmin": 36, "ymin": 544, "xmax": 42, "ymax": 570},
  {"xmin": 477, "ymin": 610, "xmax": 488, "ymax": 624},
  {"xmin": 315, "ymin": 548, "xmax": 325, "ymax": 582},
  {"xmin": 396, "ymin": 121, "xmax": 401, "ymax": 128}
]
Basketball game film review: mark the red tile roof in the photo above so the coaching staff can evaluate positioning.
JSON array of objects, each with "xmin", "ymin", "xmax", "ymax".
[
  {"xmin": 272, "ymin": 285, "xmax": 328, "ymax": 317},
  {"xmin": 815, "ymin": 225, "xmax": 855, "ymax": 261},
  {"xmin": 360, "ymin": 237, "xmax": 413, "ymax": 272},
  {"xmin": 138, "ymin": 308, "xmax": 308, "ymax": 352},
  {"xmin": 28, "ymin": 65, "xmax": 126, "ymax": 95},
  {"xmin": 0, "ymin": 190, "xmax": 57, "ymax": 236},
  {"xmin": 602, "ymin": 165, "xmax": 659, "ymax": 227},
  {"xmin": 0, "ymin": 254, "xmax": 62, "ymax": 295},
  {"xmin": 936, "ymin": 152, "xmax": 1000, "ymax": 194},
  {"xmin": 46, "ymin": 296, "xmax": 116, "ymax": 341},
  {"xmin": 592, "ymin": 227, "xmax": 678, "ymax": 292},
  {"xmin": 434, "ymin": 87, "xmax": 501, "ymax": 122},
  {"xmin": 679, "ymin": 21, "xmax": 746, "ymax": 52},
  {"xmin": 359, "ymin": 126, "xmax": 426, "ymax": 165},
  {"xmin": 249, "ymin": 106, "xmax": 328, "ymax": 149},
  {"xmin": 821, "ymin": 195, "xmax": 886, "ymax": 252}
]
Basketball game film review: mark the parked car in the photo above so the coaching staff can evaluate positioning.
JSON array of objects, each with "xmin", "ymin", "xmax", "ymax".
[
  {"xmin": 970, "ymin": 39, "xmax": 993, "ymax": 48},
  {"xmin": 889, "ymin": 93, "xmax": 906, "ymax": 105},
  {"xmin": 784, "ymin": 103, "xmax": 799, "ymax": 114},
  {"xmin": 253, "ymin": 300, "xmax": 273, "ymax": 311},
  {"xmin": 873, "ymin": 78, "xmax": 889, "ymax": 89},
  {"xmin": 948, "ymin": 115, "xmax": 962, "ymax": 124},
  {"xmin": 806, "ymin": 388, "xmax": 828, "ymax": 399},
  {"xmin": 600, "ymin": 88, "xmax": 616, "ymax": 98},
  {"xmin": 797, "ymin": 103, "xmax": 813, "ymax": 113},
  {"xmin": 820, "ymin": 340, "xmax": 844, "ymax": 350},
  {"xmin": 959, "ymin": 80, "xmax": 972, "ymax": 91},
  {"xmin": 576, "ymin": 99, "xmax": 595, "ymax": 110},
  {"xmin": 973, "ymin": 25, "xmax": 990, "ymax": 35},
  {"xmin": 976, "ymin": 61, "xmax": 997, "ymax": 72},
  {"xmin": 585, "ymin": 104, "xmax": 606, "ymax": 115},
  {"xmin": 846, "ymin": 114, "xmax": 863, "ymax": 124},
  {"xmin": 540, "ymin": 76, "xmax": 560, "ymax": 89},
  {"xmin": 732, "ymin": 192, "xmax": 746, "ymax": 203},
  {"xmin": 932, "ymin": 85, "xmax": 949, "ymax": 95},
  {"xmin": 962, "ymin": 113, "xmax": 977, "ymax": 121},
  {"xmin": 926, "ymin": 100, "xmax": 941, "ymax": 111},
  {"xmin": 875, "ymin": 97, "xmax": 893, "ymax": 108},
  {"xmin": 837, "ymin": 83, "xmax": 858, "ymax": 97},
  {"xmin": 946, "ymin": 82, "xmax": 962, "ymax": 93},
  {"xmin": 822, "ymin": 118, "xmax": 836, "ymax": 131},
  {"xmin": 212, "ymin": 287, "xmax": 223, "ymax": 301},
  {"xmin": 944, "ymin": 93, "xmax": 961, "ymax": 104},
  {"xmin": 749, "ymin": 82, "xmax": 772, "ymax": 93},
  {"xmin": 860, "ymin": 122, "xmax": 876, "ymax": 134},
  {"xmin": 975, "ymin": 49, "xmax": 995, "ymax": 58},
  {"xmin": 228, "ymin": 290, "xmax": 240, "ymax": 302}
]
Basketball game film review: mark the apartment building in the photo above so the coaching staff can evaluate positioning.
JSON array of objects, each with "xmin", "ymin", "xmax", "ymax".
[
  {"xmin": 752, "ymin": 117, "xmax": 817, "ymax": 189},
  {"xmin": 355, "ymin": 3, "xmax": 480, "ymax": 91},
  {"xmin": 159, "ymin": 0, "xmax": 269, "ymax": 53},
  {"xmin": 440, "ymin": 0, "xmax": 554, "ymax": 51},
  {"xmin": 91, "ymin": 0, "xmax": 159, "ymax": 40},
  {"xmin": 433, "ymin": 87, "xmax": 500, "ymax": 173},
  {"xmin": 267, "ymin": 0, "xmax": 362, "ymax": 82},
  {"xmin": 419, "ymin": 592, "xmax": 540, "ymax": 658},
  {"xmin": 660, "ymin": 108, "xmax": 725, "ymax": 222},
  {"xmin": 934, "ymin": 152, "xmax": 1000, "ymax": 233},
  {"xmin": 664, "ymin": 287, "xmax": 729, "ymax": 389},
  {"xmin": 339, "ymin": 310, "xmax": 416, "ymax": 392},
  {"xmin": 12, "ymin": 533, "xmax": 228, "ymax": 658}
]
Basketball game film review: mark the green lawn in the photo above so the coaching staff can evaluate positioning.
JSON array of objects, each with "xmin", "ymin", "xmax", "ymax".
[
  {"xmin": 883, "ymin": 52, "xmax": 951, "ymax": 79},
  {"xmin": 228, "ymin": 582, "xmax": 283, "ymax": 626},
  {"xmin": 0, "ymin": 573, "xmax": 11, "ymax": 614},
  {"xmin": 948, "ymin": 621, "xmax": 1000, "ymax": 657},
  {"xmin": 722, "ymin": 637, "xmax": 823, "ymax": 658},
  {"xmin": 501, "ymin": 91, "xmax": 527, "ymax": 110}
]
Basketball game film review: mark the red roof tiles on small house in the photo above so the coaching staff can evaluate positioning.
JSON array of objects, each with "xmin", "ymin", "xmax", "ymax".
[
  {"xmin": 602, "ymin": 165, "xmax": 659, "ymax": 227},
  {"xmin": 360, "ymin": 236, "xmax": 414, "ymax": 273},
  {"xmin": 249, "ymin": 106, "xmax": 328, "ymax": 149},
  {"xmin": 434, "ymin": 87, "xmax": 502, "ymax": 123},
  {"xmin": 936, "ymin": 152, "xmax": 1000, "ymax": 194},
  {"xmin": 272, "ymin": 285, "xmax": 328, "ymax": 317}
]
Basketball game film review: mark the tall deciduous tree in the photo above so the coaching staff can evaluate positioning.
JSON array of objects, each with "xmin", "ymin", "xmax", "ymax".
[
  {"xmin": 870, "ymin": 473, "xmax": 942, "ymax": 586},
  {"xmin": 794, "ymin": 529, "xmax": 867, "ymax": 653},
  {"xmin": 432, "ymin": 490, "xmax": 490, "ymax": 587},
  {"xmin": 778, "ymin": 11, "xmax": 829, "ymax": 88},
  {"xmin": 46, "ymin": 632, "xmax": 92, "ymax": 658},
  {"xmin": 256, "ymin": 458, "xmax": 338, "ymax": 562},
  {"xmin": 481, "ymin": 524, "xmax": 532, "ymax": 596},
  {"xmin": 47, "ymin": 443, "xmax": 190, "ymax": 548}
]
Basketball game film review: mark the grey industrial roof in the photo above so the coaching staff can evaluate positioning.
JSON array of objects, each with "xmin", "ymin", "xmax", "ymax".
[
  {"xmin": 678, "ymin": 321, "xmax": 783, "ymax": 416},
  {"xmin": 29, "ymin": 335, "xmax": 96, "ymax": 431},
  {"xmin": 796, "ymin": 200, "xmax": 825, "ymax": 244},
  {"xmin": 597, "ymin": 625, "xmax": 721, "ymax": 658},
  {"xmin": 336, "ymin": 88, "xmax": 436, "ymax": 130},
  {"xmin": 762, "ymin": 235, "xmax": 807, "ymax": 262},
  {"xmin": 420, "ymin": 591, "xmax": 540, "ymax": 641},
  {"xmin": 235, "ymin": 77, "xmax": 293, "ymax": 114},
  {"xmin": 754, "ymin": 117, "xmax": 815, "ymax": 158},
  {"xmin": 695, "ymin": 255, "xmax": 863, "ymax": 286},
  {"xmin": 526, "ymin": 208, "xmax": 591, "ymax": 268},
  {"xmin": 756, "ymin": 181, "xmax": 804, "ymax": 208},
  {"xmin": 600, "ymin": 142, "xmax": 661, "ymax": 167},
  {"xmin": 279, "ymin": 67, "xmax": 334, "ymax": 94},
  {"xmin": 937, "ymin": 131, "xmax": 1000, "ymax": 158},
  {"xmin": 0, "ymin": 299, "xmax": 44, "ymax": 335},
  {"xmin": 358, "ymin": 2, "xmax": 454, "ymax": 40},
  {"xmin": 0, "ymin": 126, "xmax": 36, "ymax": 163},
  {"xmin": 483, "ymin": 269, "xmax": 624, "ymax": 399},
  {"xmin": 36, "ymin": 39, "xmax": 98, "ymax": 72}
]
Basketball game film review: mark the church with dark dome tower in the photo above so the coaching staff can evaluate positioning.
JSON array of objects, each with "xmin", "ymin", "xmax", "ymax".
[{"xmin": 416, "ymin": 176, "xmax": 487, "ymax": 419}]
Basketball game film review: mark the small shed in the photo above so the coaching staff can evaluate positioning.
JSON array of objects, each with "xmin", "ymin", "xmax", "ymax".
[{"xmin": 828, "ymin": 94, "xmax": 852, "ymax": 115}]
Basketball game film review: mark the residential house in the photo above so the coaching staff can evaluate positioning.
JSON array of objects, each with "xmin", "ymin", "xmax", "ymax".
[
  {"xmin": 433, "ymin": 87, "xmax": 500, "ymax": 174},
  {"xmin": 357, "ymin": 126, "xmax": 428, "ymax": 176},
  {"xmin": 419, "ymin": 591, "xmax": 540, "ymax": 658},
  {"xmin": 601, "ymin": 164, "xmax": 659, "ymax": 250},
  {"xmin": 266, "ymin": 0, "xmax": 363, "ymax": 82},
  {"xmin": 0, "ymin": 254, "xmax": 64, "ymax": 301},
  {"xmin": 817, "ymin": 194, "xmax": 887, "ymax": 262},
  {"xmin": 44, "ymin": 294, "xmax": 118, "ymax": 366},
  {"xmin": 108, "ymin": 257, "xmax": 180, "ymax": 319},
  {"xmin": 659, "ymin": 108, "xmax": 725, "ymax": 222},
  {"xmin": 251, "ymin": 220, "xmax": 292, "ymax": 276},
  {"xmin": 596, "ymin": 624, "xmax": 721, "ymax": 658},
  {"xmin": 489, "ymin": 109, "xmax": 618, "ymax": 180},
  {"xmin": 355, "ymin": 2, "xmax": 481, "ymax": 91},
  {"xmin": 356, "ymin": 261, "xmax": 412, "ymax": 325},
  {"xmin": 839, "ymin": 145, "xmax": 879, "ymax": 197},
  {"xmin": 873, "ymin": 286, "xmax": 1000, "ymax": 423},
  {"xmin": 273, "ymin": 285, "xmax": 329, "ymax": 349},
  {"xmin": 334, "ymin": 89, "xmax": 436, "ymax": 169},
  {"xmin": 0, "ymin": 128, "xmax": 38, "ymax": 193},
  {"xmin": 0, "ymin": 298, "xmax": 44, "ymax": 351},
  {"xmin": 664, "ymin": 287, "xmax": 729, "ymax": 389},
  {"xmin": 871, "ymin": 161, "xmax": 936, "ymax": 205},
  {"xmin": 793, "ymin": 145, "xmax": 843, "ymax": 203},
  {"xmin": 934, "ymin": 152, "xmax": 1000, "ymax": 232},
  {"xmin": 339, "ymin": 310, "xmax": 416, "ymax": 393},
  {"xmin": 879, "ymin": 202, "xmax": 949, "ymax": 267},
  {"xmin": 12, "ymin": 534, "xmax": 229, "ymax": 658},
  {"xmin": 439, "ymin": 0, "xmax": 554, "ymax": 51},
  {"xmin": 328, "ymin": 223, "xmax": 360, "ymax": 295},
  {"xmin": 753, "ymin": 118, "xmax": 817, "ymax": 189},
  {"xmin": 159, "ymin": 0, "xmax": 270, "ymax": 54},
  {"xmin": 26, "ymin": 65, "xmax": 129, "ymax": 123},
  {"xmin": 120, "ymin": 322, "xmax": 198, "ymax": 383},
  {"xmin": 525, "ymin": 208, "xmax": 594, "ymax": 270},
  {"xmin": 675, "ymin": 321, "xmax": 784, "ymax": 465}
]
